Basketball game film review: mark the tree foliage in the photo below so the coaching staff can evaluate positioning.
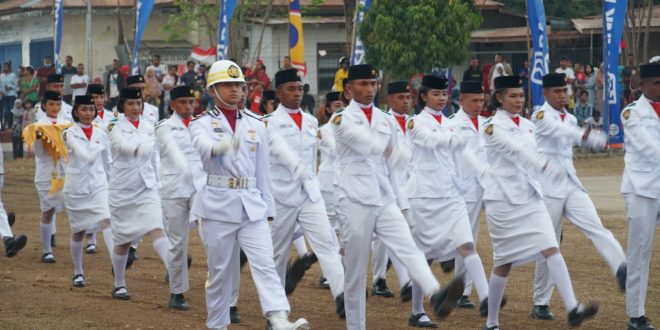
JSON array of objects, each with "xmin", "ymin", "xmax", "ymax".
[
  {"xmin": 359, "ymin": 0, "xmax": 482, "ymax": 79},
  {"xmin": 499, "ymin": 0, "xmax": 660, "ymax": 19}
]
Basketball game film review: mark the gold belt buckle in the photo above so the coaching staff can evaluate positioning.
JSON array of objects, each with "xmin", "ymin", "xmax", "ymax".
[{"xmin": 228, "ymin": 177, "xmax": 235, "ymax": 189}]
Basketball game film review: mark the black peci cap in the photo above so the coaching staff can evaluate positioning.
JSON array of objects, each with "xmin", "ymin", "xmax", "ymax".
[
  {"xmin": 542, "ymin": 73, "xmax": 567, "ymax": 88},
  {"xmin": 460, "ymin": 81, "xmax": 483, "ymax": 94},
  {"xmin": 43, "ymin": 90, "xmax": 61, "ymax": 102},
  {"xmin": 263, "ymin": 90, "xmax": 276, "ymax": 101},
  {"xmin": 639, "ymin": 63, "xmax": 660, "ymax": 79},
  {"xmin": 348, "ymin": 64, "xmax": 378, "ymax": 81},
  {"xmin": 387, "ymin": 81, "xmax": 409, "ymax": 95},
  {"xmin": 275, "ymin": 69, "xmax": 301, "ymax": 88},
  {"xmin": 421, "ymin": 75, "xmax": 448, "ymax": 90},
  {"xmin": 170, "ymin": 86, "xmax": 195, "ymax": 100},
  {"xmin": 126, "ymin": 75, "xmax": 145, "ymax": 86},
  {"xmin": 120, "ymin": 87, "xmax": 142, "ymax": 100},
  {"xmin": 47, "ymin": 74, "xmax": 64, "ymax": 84},
  {"xmin": 326, "ymin": 91, "xmax": 340, "ymax": 103},
  {"xmin": 87, "ymin": 84, "xmax": 105, "ymax": 96},
  {"xmin": 74, "ymin": 95, "xmax": 94, "ymax": 106},
  {"xmin": 494, "ymin": 75, "xmax": 522, "ymax": 89}
]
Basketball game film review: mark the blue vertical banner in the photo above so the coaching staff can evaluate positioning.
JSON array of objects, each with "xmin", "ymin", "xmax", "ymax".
[
  {"xmin": 53, "ymin": 0, "xmax": 64, "ymax": 74},
  {"xmin": 350, "ymin": 0, "xmax": 372, "ymax": 65},
  {"xmin": 527, "ymin": 0, "xmax": 550, "ymax": 110},
  {"xmin": 217, "ymin": 0, "xmax": 237, "ymax": 60},
  {"xmin": 601, "ymin": 0, "xmax": 627, "ymax": 148},
  {"xmin": 132, "ymin": 0, "xmax": 154, "ymax": 75}
]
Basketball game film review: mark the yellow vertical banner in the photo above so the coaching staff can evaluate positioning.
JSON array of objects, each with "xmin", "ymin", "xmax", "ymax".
[{"xmin": 288, "ymin": 0, "xmax": 306, "ymax": 76}]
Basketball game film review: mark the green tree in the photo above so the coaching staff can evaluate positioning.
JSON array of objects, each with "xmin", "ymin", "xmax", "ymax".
[{"xmin": 359, "ymin": 0, "xmax": 482, "ymax": 79}]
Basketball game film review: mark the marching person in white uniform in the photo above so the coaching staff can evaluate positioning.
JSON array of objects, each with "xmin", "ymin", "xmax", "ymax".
[
  {"xmin": 155, "ymin": 85, "xmax": 205, "ymax": 310},
  {"xmin": 448, "ymin": 81, "xmax": 488, "ymax": 309},
  {"xmin": 89, "ymin": 84, "xmax": 115, "ymax": 130},
  {"xmin": 35, "ymin": 74, "xmax": 73, "ymax": 123},
  {"xmin": 262, "ymin": 69, "xmax": 345, "ymax": 316},
  {"xmin": 620, "ymin": 62, "xmax": 660, "ymax": 330},
  {"xmin": 480, "ymin": 76, "xmax": 598, "ymax": 330},
  {"xmin": 62, "ymin": 95, "xmax": 113, "ymax": 288},
  {"xmin": 125, "ymin": 75, "xmax": 160, "ymax": 126},
  {"xmin": 530, "ymin": 72, "xmax": 626, "ymax": 321},
  {"xmin": 188, "ymin": 60, "xmax": 309, "ymax": 330},
  {"xmin": 406, "ymin": 75, "xmax": 491, "ymax": 328},
  {"xmin": 1, "ymin": 142, "xmax": 28, "ymax": 258},
  {"xmin": 332, "ymin": 64, "xmax": 457, "ymax": 330},
  {"xmin": 107, "ymin": 87, "xmax": 169, "ymax": 300}
]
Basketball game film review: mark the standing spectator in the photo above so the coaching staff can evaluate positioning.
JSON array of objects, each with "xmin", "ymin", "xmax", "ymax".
[
  {"xmin": 20, "ymin": 66, "xmax": 40, "ymax": 104},
  {"xmin": 462, "ymin": 57, "xmax": 483, "ymax": 83},
  {"xmin": 1, "ymin": 62, "xmax": 19, "ymax": 130},
  {"xmin": 333, "ymin": 57, "xmax": 349, "ymax": 92},
  {"xmin": 482, "ymin": 63, "xmax": 492, "ymax": 95},
  {"xmin": 61, "ymin": 55, "xmax": 77, "ymax": 104},
  {"xmin": 583, "ymin": 110, "xmax": 602, "ymax": 130},
  {"xmin": 180, "ymin": 61, "xmax": 197, "ymax": 87},
  {"xmin": 573, "ymin": 91, "xmax": 593, "ymax": 126},
  {"xmin": 301, "ymin": 83, "xmax": 316, "ymax": 115},
  {"xmin": 555, "ymin": 56, "xmax": 576, "ymax": 109},
  {"xmin": 144, "ymin": 67, "xmax": 162, "ymax": 107},
  {"xmin": 195, "ymin": 64, "xmax": 207, "ymax": 89},
  {"xmin": 489, "ymin": 54, "xmax": 505, "ymax": 79},
  {"xmin": 146, "ymin": 55, "xmax": 167, "ymax": 83},
  {"xmin": 489, "ymin": 63, "xmax": 506, "ymax": 95},
  {"xmin": 596, "ymin": 62, "xmax": 604, "ymax": 114},
  {"xmin": 36, "ymin": 56, "xmax": 56, "ymax": 99},
  {"xmin": 21, "ymin": 99, "xmax": 36, "ymax": 128},
  {"xmin": 70, "ymin": 63, "xmax": 89, "ymax": 99},
  {"xmin": 247, "ymin": 59, "xmax": 270, "ymax": 90},
  {"xmin": 621, "ymin": 53, "xmax": 635, "ymax": 102},
  {"xmin": 162, "ymin": 65, "xmax": 179, "ymax": 114},
  {"xmin": 281, "ymin": 56, "xmax": 293, "ymax": 70},
  {"xmin": 10, "ymin": 99, "xmax": 24, "ymax": 159},
  {"xmin": 105, "ymin": 59, "xmax": 124, "ymax": 109},
  {"xmin": 583, "ymin": 64, "xmax": 597, "ymax": 107},
  {"xmin": 575, "ymin": 63, "xmax": 586, "ymax": 85},
  {"xmin": 519, "ymin": 59, "xmax": 530, "ymax": 104},
  {"xmin": 502, "ymin": 57, "xmax": 513, "ymax": 76}
]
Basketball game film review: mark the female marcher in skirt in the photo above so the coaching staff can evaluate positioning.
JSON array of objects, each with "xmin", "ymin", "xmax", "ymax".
[
  {"xmin": 107, "ymin": 87, "xmax": 169, "ymax": 300},
  {"xmin": 62, "ymin": 95, "xmax": 113, "ymax": 287},
  {"xmin": 480, "ymin": 76, "xmax": 598, "ymax": 330}
]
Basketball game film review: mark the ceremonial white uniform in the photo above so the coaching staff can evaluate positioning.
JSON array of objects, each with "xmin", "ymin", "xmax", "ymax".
[
  {"xmin": 620, "ymin": 95, "xmax": 660, "ymax": 318},
  {"xmin": 155, "ymin": 113, "xmax": 205, "ymax": 295},
  {"xmin": 107, "ymin": 116, "xmax": 163, "ymax": 245},
  {"xmin": 317, "ymin": 123, "xmax": 340, "ymax": 236},
  {"xmin": 94, "ymin": 108, "xmax": 115, "ymax": 130},
  {"xmin": 189, "ymin": 108, "xmax": 289, "ymax": 329},
  {"xmin": 332, "ymin": 100, "xmax": 440, "ymax": 330},
  {"xmin": 143, "ymin": 102, "xmax": 160, "ymax": 126},
  {"xmin": 33, "ymin": 117, "xmax": 69, "ymax": 213},
  {"xmin": 531, "ymin": 102, "xmax": 625, "ymax": 306},
  {"xmin": 481, "ymin": 110, "xmax": 558, "ymax": 266},
  {"xmin": 35, "ymin": 101, "xmax": 73, "ymax": 123},
  {"xmin": 264, "ymin": 105, "xmax": 345, "ymax": 299},
  {"xmin": 0, "ymin": 143, "xmax": 12, "ymax": 239},
  {"xmin": 62, "ymin": 123, "xmax": 111, "ymax": 234}
]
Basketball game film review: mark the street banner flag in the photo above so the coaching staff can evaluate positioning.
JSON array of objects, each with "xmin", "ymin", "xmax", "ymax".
[
  {"xmin": 191, "ymin": 47, "xmax": 217, "ymax": 65},
  {"xmin": 217, "ymin": 0, "xmax": 237, "ymax": 60},
  {"xmin": 54, "ymin": 0, "xmax": 64, "ymax": 74},
  {"xmin": 601, "ymin": 0, "xmax": 627, "ymax": 148},
  {"xmin": 132, "ymin": 0, "xmax": 154, "ymax": 75},
  {"xmin": 527, "ymin": 0, "xmax": 550, "ymax": 110},
  {"xmin": 351, "ymin": 0, "xmax": 372, "ymax": 65},
  {"xmin": 289, "ymin": 0, "xmax": 307, "ymax": 76}
]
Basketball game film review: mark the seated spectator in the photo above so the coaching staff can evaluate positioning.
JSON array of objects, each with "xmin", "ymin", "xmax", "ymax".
[
  {"xmin": 574, "ymin": 90, "xmax": 593, "ymax": 126},
  {"xmin": 584, "ymin": 110, "xmax": 603, "ymax": 130},
  {"xmin": 301, "ymin": 84, "xmax": 315, "ymax": 114}
]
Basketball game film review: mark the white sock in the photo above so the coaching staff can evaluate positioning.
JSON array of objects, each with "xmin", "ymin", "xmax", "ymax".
[
  {"xmin": 102, "ymin": 227, "xmax": 114, "ymax": 256},
  {"xmin": 411, "ymin": 282, "xmax": 426, "ymax": 316},
  {"xmin": 40, "ymin": 222, "xmax": 53, "ymax": 253},
  {"xmin": 51, "ymin": 214, "xmax": 56, "ymax": 234},
  {"xmin": 464, "ymin": 253, "xmax": 489, "ymax": 302},
  {"xmin": 87, "ymin": 232, "xmax": 97, "ymax": 245},
  {"xmin": 152, "ymin": 236, "xmax": 169, "ymax": 270},
  {"xmin": 70, "ymin": 240, "xmax": 84, "ymax": 275},
  {"xmin": 131, "ymin": 239, "xmax": 139, "ymax": 250},
  {"xmin": 486, "ymin": 273, "xmax": 508, "ymax": 327},
  {"xmin": 112, "ymin": 251, "xmax": 128, "ymax": 288},
  {"xmin": 545, "ymin": 253, "xmax": 578, "ymax": 311},
  {"xmin": 293, "ymin": 236, "xmax": 308, "ymax": 256}
]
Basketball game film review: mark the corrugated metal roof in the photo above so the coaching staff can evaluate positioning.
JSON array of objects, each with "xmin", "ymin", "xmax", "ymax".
[{"xmin": 572, "ymin": 5, "xmax": 660, "ymax": 33}]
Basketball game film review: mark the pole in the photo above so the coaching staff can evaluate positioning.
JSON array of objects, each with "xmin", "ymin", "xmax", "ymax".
[
  {"xmin": 86, "ymin": 0, "xmax": 93, "ymax": 76},
  {"xmin": 525, "ymin": 0, "xmax": 532, "ymax": 113}
]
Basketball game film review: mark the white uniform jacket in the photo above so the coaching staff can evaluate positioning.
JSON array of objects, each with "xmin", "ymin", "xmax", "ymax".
[
  {"xmin": 189, "ymin": 109, "xmax": 275, "ymax": 222},
  {"xmin": 481, "ymin": 110, "xmax": 543, "ymax": 204},
  {"xmin": 448, "ymin": 109, "xmax": 487, "ymax": 203},
  {"xmin": 108, "ymin": 116, "xmax": 159, "ymax": 194},
  {"xmin": 62, "ymin": 123, "xmax": 111, "ymax": 195},
  {"xmin": 155, "ymin": 113, "xmax": 205, "ymax": 199},
  {"xmin": 317, "ymin": 123, "xmax": 338, "ymax": 193},
  {"xmin": 263, "ymin": 106, "xmax": 322, "ymax": 207},
  {"xmin": 389, "ymin": 110, "xmax": 411, "ymax": 210},
  {"xmin": 94, "ymin": 109, "xmax": 116, "ymax": 131},
  {"xmin": 33, "ymin": 117, "xmax": 71, "ymax": 183},
  {"xmin": 143, "ymin": 102, "xmax": 160, "ymax": 126},
  {"xmin": 35, "ymin": 101, "xmax": 73, "ymax": 123},
  {"xmin": 620, "ymin": 95, "xmax": 660, "ymax": 199}
]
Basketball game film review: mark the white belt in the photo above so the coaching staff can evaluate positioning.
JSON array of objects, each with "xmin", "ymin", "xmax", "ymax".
[{"xmin": 207, "ymin": 175, "xmax": 256, "ymax": 189}]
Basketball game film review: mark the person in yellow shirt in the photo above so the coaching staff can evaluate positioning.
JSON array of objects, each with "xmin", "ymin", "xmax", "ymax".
[{"xmin": 333, "ymin": 57, "xmax": 349, "ymax": 92}]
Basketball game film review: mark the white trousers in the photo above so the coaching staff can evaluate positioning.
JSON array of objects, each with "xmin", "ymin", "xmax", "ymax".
[
  {"xmin": 162, "ymin": 197, "xmax": 192, "ymax": 294},
  {"xmin": 201, "ymin": 217, "xmax": 289, "ymax": 329},
  {"xmin": 533, "ymin": 183, "xmax": 626, "ymax": 305},
  {"xmin": 372, "ymin": 232, "xmax": 411, "ymax": 287},
  {"xmin": 455, "ymin": 199, "xmax": 483, "ymax": 296},
  {"xmin": 0, "ymin": 176, "xmax": 12, "ymax": 238},
  {"xmin": 271, "ymin": 198, "xmax": 344, "ymax": 298},
  {"xmin": 339, "ymin": 199, "xmax": 440, "ymax": 330},
  {"xmin": 624, "ymin": 194, "xmax": 660, "ymax": 318}
]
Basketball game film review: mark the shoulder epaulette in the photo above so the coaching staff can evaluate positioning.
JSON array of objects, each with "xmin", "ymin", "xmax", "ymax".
[
  {"xmin": 484, "ymin": 117, "xmax": 493, "ymax": 124},
  {"xmin": 243, "ymin": 110, "xmax": 262, "ymax": 121},
  {"xmin": 262, "ymin": 113, "xmax": 272, "ymax": 119},
  {"xmin": 92, "ymin": 122, "xmax": 100, "ymax": 128},
  {"xmin": 448, "ymin": 113, "xmax": 456, "ymax": 119},
  {"xmin": 625, "ymin": 101, "xmax": 636, "ymax": 108},
  {"xmin": 380, "ymin": 109, "xmax": 391, "ymax": 115},
  {"xmin": 191, "ymin": 112, "xmax": 207, "ymax": 121},
  {"xmin": 155, "ymin": 118, "xmax": 167, "ymax": 127},
  {"xmin": 335, "ymin": 108, "xmax": 344, "ymax": 114}
]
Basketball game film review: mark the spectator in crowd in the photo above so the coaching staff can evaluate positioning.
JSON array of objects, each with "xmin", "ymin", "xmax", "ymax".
[
  {"xmin": 596, "ymin": 62, "xmax": 604, "ymax": 114},
  {"xmin": 489, "ymin": 54, "xmax": 505, "ymax": 80},
  {"xmin": 1, "ymin": 62, "xmax": 19, "ymax": 130},
  {"xmin": 196, "ymin": 64, "xmax": 207, "ymax": 89},
  {"xmin": 92, "ymin": 76, "xmax": 103, "ymax": 84},
  {"xmin": 555, "ymin": 56, "xmax": 576, "ymax": 109},
  {"xmin": 247, "ymin": 59, "xmax": 270, "ymax": 90},
  {"xmin": 70, "ymin": 63, "xmax": 89, "ymax": 99},
  {"xmin": 333, "ymin": 56, "xmax": 349, "ymax": 92},
  {"xmin": 21, "ymin": 99, "xmax": 35, "ymax": 129},
  {"xmin": 10, "ymin": 99, "xmax": 23, "ymax": 159},
  {"xmin": 144, "ymin": 67, "xmax": 161, "ymax": 107},
  {"xmin": 120, "ymin": 64, "xmax": 130, "ymax": 78},
  {"xmin": 20, "ymin": 66, "xmax": 40, "ymax": 104},
  {"xmin": 489, "ymin": 62, "xmax": 506, "ymax": 95},
  {"xmin": 575, "ymin": 62, "xmax": 586, "ymax": 85},
  {"xmin": 259, "ymin": 89, "xmax": 276, "ymax": 115},
  {"xmin": 584, "ymin": 109, "xmax": 602, "ymax": 130},
  {"xmin": 61, "ymin": 55, "xmax": 77, "ymax": 104},
  {"xmin": 281, "ymin": 56, "xmax": 293, "ymax": 70},
  {"xmin": 482, "ymin": 62, "xmax": 492, "ymax": 95},
  {"xmin": 162, "ymin": 65, "xmax": 179, "ymax": 114},
  {"xmin": 574, "ymin": 90, "xmax": 593, "ymax": 126},
  {"xmin": 105, "ymin": 59, "xmax": 124, "ymax": 109},
  {"xmin": 147, "ymin": 54, "xmax": 167, "ymax": 83},
  {"xmin": 36, "ymin": 56, "xmax": 55, "ymax": 98},
  {"xmin": 519, "ymin": 59, "xmax": 530, "ymax": 103},
  {"xmin": 582, "ymin": 64, "xmax": 597, "ymax": 107},
  {"xmin": 621, "ymin": 53, "xmax": 635, "ymax": 102},
  {"xmin": 180, "ymin": 61, "xmax": 197, "ymax": 87},
  {"xmin": 301, "ymin": 83, "xmax": 316, "ymax": 115},
  {"xmin": 462, "ymin": 57, "xmax": 483, "ymax": 83}
]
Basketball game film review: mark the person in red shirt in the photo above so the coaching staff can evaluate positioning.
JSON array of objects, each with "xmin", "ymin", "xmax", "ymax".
[
  {"xmin": 36, "ymin": 56, "xmax": 56, "ymax": 99},
  {"xmin": 247, "ymin": 59, "xmax": 271, "ymax": 90}
]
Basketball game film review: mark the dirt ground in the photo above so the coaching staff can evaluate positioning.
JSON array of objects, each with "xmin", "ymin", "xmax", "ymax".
[{"xmin": 0, "ymin": 155, "xmax": 658, "ymax": 330}]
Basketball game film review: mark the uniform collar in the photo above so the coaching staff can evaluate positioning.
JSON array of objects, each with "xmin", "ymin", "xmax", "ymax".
[{"xmin": 422, "ymin": 106, "xmax": 444, "ymax": 116}]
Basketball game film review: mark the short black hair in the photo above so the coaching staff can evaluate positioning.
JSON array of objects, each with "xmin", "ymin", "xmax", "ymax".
[
  {"xmin": 154, "ymin": 54, "xmax": 161, "ymax": 59},
  {"xmin": 579, "ymin": 90, "xmax": 588, "ymax": 97},
  {"xmin": 72, "ymin": 103, "xmax": 97, "ymax": 122},
  {"xmin": 187, "ymin": 60, "xmax": 195, "ymax": 66},
  {"xmin": 417, "ymin": 86, "xmax": 430, "ymax": 109}
]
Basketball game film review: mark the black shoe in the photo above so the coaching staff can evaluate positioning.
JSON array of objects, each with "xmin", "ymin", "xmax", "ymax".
[
  {"xmin": 457, "ymin": 295, "xmax": 476, "ymax": 309},
  {"xmin": 408, "ymin": 313, "xmax": 438, "ymax": 328},
  {"xmin": 335, "ymin": 292, "xmax": 345, "ymax": 319},
  {"xmin": 440, "ymin": 259, "xmax": 455, "ymax": 273},
  {"xmin": 126, "ymin": 247, "xmax": 137, "ymax": 269},
  {"xmin": 41, "ymin": 252, "xmax": 56, "ymax": 263},
  {"xmin": 4, "ymin": 235, "xmax": 27, "ymax": 257},
  {"xmin": 617, "ymin": 263, "xmax": 627, "ymax": 292},
  {"xmin": 50, "ymin": 234, "xmax": 56, "ymax": 248},
  {"xmin": 303, "ymin": 253, "xmax": 318, "ymax": 270},
  {"xmin": 429, "ymin": 277, "xmax": 465, "ymax": 319},
  {"xmin": 165, "ymin": 271, "xmax": 169, "ymax": 284},
  {"xmin": 629, "ymin": 316, "xmax": 655, "ymax": 330},
  {"xmin": 187, "ymin": 254, "xmax": 192, "ymax": 268},
  {"xmin": 229, "ymin": 306, "xmax": 241, "ymax": 324},
  {"xmin": 479, "ymin": 295, "xmax": 507, "ymax": 317},
  {"xmin": 531, "ymin": 305, "xmax": 555, "ymax": 320},
  {"xmin": 168, "ymin": 293, "xmax": 189, "ymax": 310},
  {"xmin": 86, "ymin": 244, "xmax": 97, "ymax": 254},
  {"xmin": 319, "ymin": 276, "xmax": 330, "ymax": 289},
  {"xmin": 112, "ymin": 286, "xmax": 131, "ymax": 300},
  {"xmin": 386, "ymin": 258, "xmax": 392, "ymax": 271},
  {"xmin": 371, "ymin": 278, "xmax": 394, "ymax": 298},
  {"xmin": 72, "ymin": 274, "xmax": 85, "ymax": 288},
  {"xmin": 284, "ymin": 256, "xmax": 308, "ymax": 295},
  {"xmin": 483, "ymin": 325, "xmax": 500, "ymax": 330},
  {"xmin": 8, "ymin": 212, "xmax": 15, "ymax": 227},
  {"xmin": 239, "ymin": 249, "xmax": 248, "ymax": 270},
  {"xmin": 400, "ymin": 281, "xmax": 413, "ymax": 302},
  {"xmin": 567, "ymin": 302, "xmax": 598, "ymax": 327}
]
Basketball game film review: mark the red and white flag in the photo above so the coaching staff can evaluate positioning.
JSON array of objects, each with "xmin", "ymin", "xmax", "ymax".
[{"xmin": 191, "ymin": 47, "xmax": 217, "ymax": 64}]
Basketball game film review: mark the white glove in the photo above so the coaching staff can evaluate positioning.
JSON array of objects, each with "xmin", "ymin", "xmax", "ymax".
[
  {"xmin": 212, "ymin": 138, "xmax": 234, "ymax": 157},
  {"xmin": 585, "ymin": 129, "xmax": 608, "ymax": 151},
  {"xmin": 449, "ymin": 134, "xmax": 467, "ymax": 150}
]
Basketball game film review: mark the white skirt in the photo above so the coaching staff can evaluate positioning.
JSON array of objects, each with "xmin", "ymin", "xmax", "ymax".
[
  {"xmin": 410, "ymin": 196, "xmax": 474, "ymax": 262},
  {"xmin": 35, "ymin": 182, "xmax": 65, "ymax": 213},
  {"xmin": 64, "ymin": 189, "xmax": 110, "ymax": 234},
  {"xmin": 109, "ymin": 186, "xmax": 163, "ymax": 245},
  {"xmin": 484, "ymin": 198, "xmax": 558, "ymax": 267}
]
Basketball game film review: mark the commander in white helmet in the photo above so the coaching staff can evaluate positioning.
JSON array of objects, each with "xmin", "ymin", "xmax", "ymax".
[{"xmin": 188, "ymin": 60, "xmax": 310, "ymax": 330}]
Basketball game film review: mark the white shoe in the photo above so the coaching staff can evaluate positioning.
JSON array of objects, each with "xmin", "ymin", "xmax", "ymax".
[{"xmin": 266, "ymin": 311, "xmax": 310, "ymax": 330}]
